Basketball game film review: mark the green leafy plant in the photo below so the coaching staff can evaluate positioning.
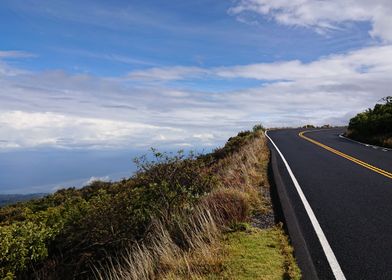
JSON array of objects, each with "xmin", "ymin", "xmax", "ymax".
[{"xmin": 347, "ymin": 96, "xmax": 392, "ymax": 147}]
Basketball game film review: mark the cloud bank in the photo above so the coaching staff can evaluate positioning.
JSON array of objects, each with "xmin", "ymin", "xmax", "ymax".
[{"xmin": 1, "ymin": 44, "xmax": 391, "ymax": 150}]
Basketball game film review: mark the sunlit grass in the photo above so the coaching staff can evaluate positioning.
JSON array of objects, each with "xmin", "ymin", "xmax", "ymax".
[{"xmin": 219, "ymin": 225, "xmax": 301, "ymax": 280}]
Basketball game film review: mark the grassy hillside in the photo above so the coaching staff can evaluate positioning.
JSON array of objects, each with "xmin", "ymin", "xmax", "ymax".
[
  {"xmin": 0, "ymin": 126, "xmax": 300, "ymax": 280},
  {"xmin": 347, "ymin": 97, "xmax": 392, "ymax": 148}
]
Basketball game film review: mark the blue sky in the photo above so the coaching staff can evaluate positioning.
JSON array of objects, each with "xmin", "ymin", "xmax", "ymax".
[
  {"xmin": 1, "ymin": 0, "xmax": 392, "ymax": 193},
  {"xmin": 1, "ymin": 0, "xmax": 374, "ymax": 75}
]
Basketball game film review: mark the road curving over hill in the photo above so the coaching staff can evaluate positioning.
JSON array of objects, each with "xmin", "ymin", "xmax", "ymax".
[{"xmin": 266, "ymin": 128, "xmax": 392, "ymax": 280}]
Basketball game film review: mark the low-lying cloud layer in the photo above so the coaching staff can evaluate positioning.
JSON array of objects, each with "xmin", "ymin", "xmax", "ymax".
[{"xmin": 1, "ymin": 45, "xmax": 391, "ymax": 150}]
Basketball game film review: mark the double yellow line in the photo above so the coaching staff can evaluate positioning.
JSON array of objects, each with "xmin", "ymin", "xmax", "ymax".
[{"xmin": 299, "ymin": 131, "xmax": 392, "ymax": 179}]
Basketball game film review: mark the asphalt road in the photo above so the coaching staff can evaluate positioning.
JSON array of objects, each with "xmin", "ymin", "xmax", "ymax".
[{"xmin": 267, "ymin": 128, "xmax": 392, "ymax": 280}]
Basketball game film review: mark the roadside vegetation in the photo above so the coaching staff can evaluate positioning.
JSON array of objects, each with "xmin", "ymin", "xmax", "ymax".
[
  {"xmin": 346, "ymin": 96, "xmax": 392, "ymax": 148},
  {"xmin": 0, "ymin": 125, "xmax": 300, "ymax": 280}
]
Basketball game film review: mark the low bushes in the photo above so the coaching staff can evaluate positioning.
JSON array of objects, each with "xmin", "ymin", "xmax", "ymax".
[
  {"xmin": 347, "ymin": 96, "xmax": 392, "ymax": 147},
  {"xmin": 0, "ymin": 149, "xmax": 216, "ymax": 279}
]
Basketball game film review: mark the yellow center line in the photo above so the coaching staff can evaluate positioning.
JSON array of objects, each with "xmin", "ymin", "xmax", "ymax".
[{"xmin": 299, "ymin": 131, "xmax": 392, "ymax": 179}]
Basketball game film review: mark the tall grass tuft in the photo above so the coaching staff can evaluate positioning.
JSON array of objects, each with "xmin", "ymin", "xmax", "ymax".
[{"xmin": 94, "ymin": 206, "xmax": 221, "ymax": 280}]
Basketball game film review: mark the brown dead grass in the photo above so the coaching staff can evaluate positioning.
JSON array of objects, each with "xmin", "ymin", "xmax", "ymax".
[
  {"xmin": 212, "ymin": 133, "xmax": 271, "ymax": 215},
  {"xmin": 94, "ymin": 207, "xmax": 221, "ymax": 280},
  {"xmin": 202, "ymin": 188, "xmax": 250, "ymax": 226}
]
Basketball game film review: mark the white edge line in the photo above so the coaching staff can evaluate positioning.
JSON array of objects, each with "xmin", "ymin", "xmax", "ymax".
[
  {"xmin": 339, "ymin": 134, "xmax": 391, "ymax": 151},
  {"xmin": 265, "ymin": 130, "xmax": 346, "ymax": 280}
]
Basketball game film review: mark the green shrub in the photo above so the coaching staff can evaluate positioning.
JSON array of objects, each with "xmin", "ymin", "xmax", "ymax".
[
  {"xmin": 0, "ymin": 207, "xmax": 65, "ymax": 278},
  {"xmin": 252, "ymin": 123, "xmax": 265, "ymax": 132},
  {"xmin": 347, "ymin": 96, "xmax": 392, "ymax": 147},
  {"xmin": 133, "ymin": 149, "xmax": 215, "ymax": 222}
]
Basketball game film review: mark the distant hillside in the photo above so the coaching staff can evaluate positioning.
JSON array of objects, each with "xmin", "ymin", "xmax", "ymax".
[
  {"xmin": 0, "ymin": 193, "xmax": 47, "ymax": 207},
  {"xmin": 347, "ymin": 96, "xmax": 392, "ymax": 148}
]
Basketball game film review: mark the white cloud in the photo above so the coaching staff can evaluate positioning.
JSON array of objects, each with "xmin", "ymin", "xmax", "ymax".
[
  {"xmin": 215, "ymin": 45, "xmax": 392, "ymax": 80},
  {"xmin": 229, "ymin": 0, "xmax": 392, "ymax": 42},
  {"xmin": 193, "ymin": 133, "xmax": 215, "ymax": 141},
  {"xmin": 127, "ymin": 45, "xmax": 392, "ymax": 82},
  {"xmin": 85, "ymin": 176, "xmax": 110, "ymax": 185},
  {"xmin": 0, "ymin": 50, "xmax": 35, "ymax": 58},
  {"xmin": 0, "ymin": 111, "xmax": 184, "ymax": 149},
  {"xmin": 128, "ymin": 66, "xmax": 207, "ymax": 81},
  {"xmin": 0, "ymin": 45, "xmax": 391, "ymax": 150}
]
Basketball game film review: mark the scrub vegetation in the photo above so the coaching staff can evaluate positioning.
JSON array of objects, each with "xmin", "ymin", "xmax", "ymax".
[
  {"xmin": 347, "ymin": 96, "xmax": 392, "ymax": 148},
  {"xmin": 0, "ymin": 125, "xmax": 300, "ymax": 280}
]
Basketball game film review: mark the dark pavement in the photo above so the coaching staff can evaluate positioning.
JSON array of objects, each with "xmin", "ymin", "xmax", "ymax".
[{"xmin": 267, "ymin": 128, "xmax": 392, "ymax": 280}]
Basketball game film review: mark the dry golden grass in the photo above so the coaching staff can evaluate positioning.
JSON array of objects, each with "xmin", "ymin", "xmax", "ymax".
[
  {"xmin": 94, "ymin": 207, "xmax": 222, "ymax": 280},
  {"xmin": 202, "ymin": 188, "xmax": 251, "ymax": 226},
  {"xmin": 212, "ymin": 133, "xmax": 271, "ymax": 215}
]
